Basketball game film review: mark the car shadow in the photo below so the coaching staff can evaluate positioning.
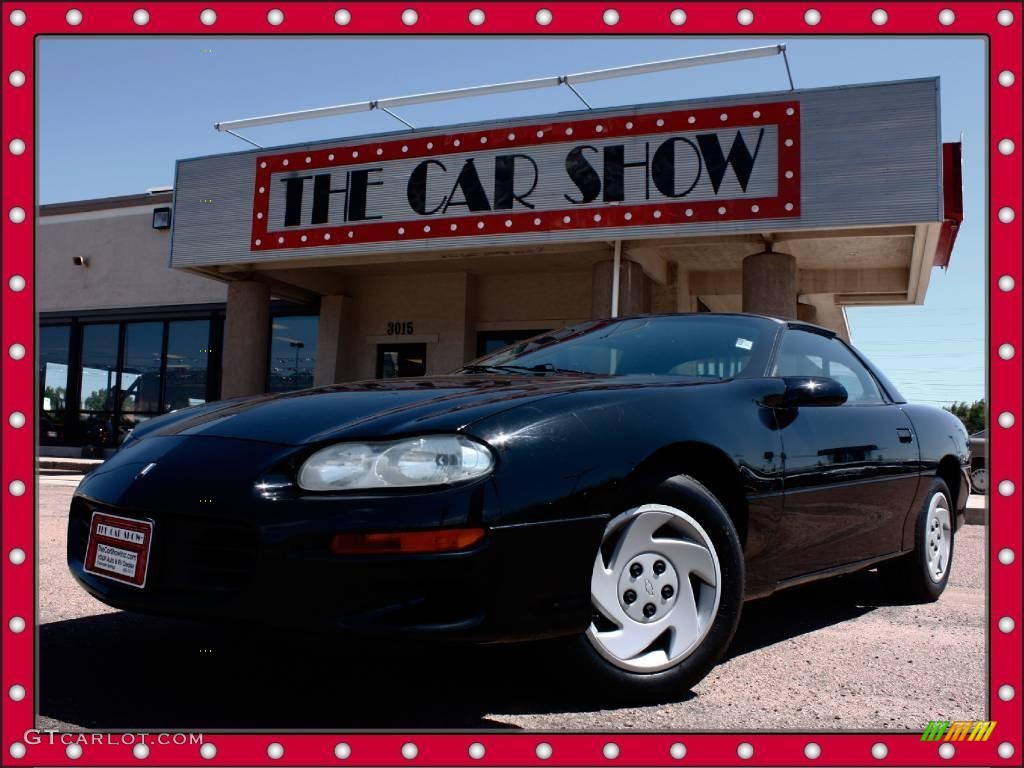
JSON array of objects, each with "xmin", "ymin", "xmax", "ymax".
[
  {"xmin": 725, "ymin": 568, "xmax": 889, "ymax": 659},
  {"xmin": 39, "ymin": 568, "xmax": 895, "ymax": 730}
]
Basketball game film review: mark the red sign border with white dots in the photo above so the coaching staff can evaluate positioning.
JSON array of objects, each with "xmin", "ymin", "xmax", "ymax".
[
  {"xmin": 1, "ymin": 3, "xmax": 1020, "ymax": 767},
  {"xmin": 249, "ymin": 101, "xmax": 800, "ymax": 252}
]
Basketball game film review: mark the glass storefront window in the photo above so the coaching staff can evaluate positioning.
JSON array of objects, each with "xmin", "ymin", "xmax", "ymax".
[
  {"xmin": 79, "ymin": 324, "xmax": 119, "ymax": 414},
  {"xmin": 165, "ymin": 319, "xmax": 210, "ymax": 411},
  {"xmin": 268, "ymin": 315, "xmax": 318, "ymax": 392},
  {"xmin": 120, "ymin": 322, "xmax": 163, "ymax": 416},
  {"xmin": 39, "ymin": 325, "xmax": 71, "ymax": 444},
  {"xmin": 377, "ymin": 343, "xmax": 427, "ymax": 378}
]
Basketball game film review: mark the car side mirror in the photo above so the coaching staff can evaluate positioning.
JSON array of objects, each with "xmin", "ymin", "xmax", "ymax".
[{"xmin": 761, "ymin": 376, "xmax": 848, "ymax": 408}]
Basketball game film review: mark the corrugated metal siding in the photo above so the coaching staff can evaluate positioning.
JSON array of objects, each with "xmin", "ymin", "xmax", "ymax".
[{"xmin": 170, "ymin": 78, "xmax": 941, "ymax": 269}]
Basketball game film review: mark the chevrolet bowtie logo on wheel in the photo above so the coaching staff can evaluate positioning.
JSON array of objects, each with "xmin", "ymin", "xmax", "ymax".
[{"xmin": 921, "ymin": 720, "xmax": 997, "ymax": 742}]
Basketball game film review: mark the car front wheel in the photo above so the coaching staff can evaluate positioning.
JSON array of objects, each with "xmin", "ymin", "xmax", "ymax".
[{"xmin": 576, "ymin": 475, "xmax": 744, "ymax": 700}]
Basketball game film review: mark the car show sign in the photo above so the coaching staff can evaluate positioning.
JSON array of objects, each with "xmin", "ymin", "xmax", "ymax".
[
  {"xmin": 170, "ymin": 79, "xmax": 942, "ymax": 268},
  {"xmin": 248, "ymin": 100, "xmax": 800, "ymax": 253}
]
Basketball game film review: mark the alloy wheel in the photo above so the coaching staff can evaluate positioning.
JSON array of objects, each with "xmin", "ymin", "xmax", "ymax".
[
  {"xmin": 586, "ymin": 504, "xmax": 722, "ymax": 673},
  {"xmin": 925, "ymin": 491, "xmax": 952, "ymax": 583}
]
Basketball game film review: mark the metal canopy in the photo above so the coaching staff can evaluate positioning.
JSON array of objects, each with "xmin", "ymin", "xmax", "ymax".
[{"xmin": 214, "ymin": 44, "xmax": 786, "ymax": 133}]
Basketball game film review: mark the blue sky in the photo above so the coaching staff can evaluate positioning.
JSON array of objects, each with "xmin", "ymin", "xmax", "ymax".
[{"xmin": 37, "ymin": 36, "xmax": 986, "ymax": 407}]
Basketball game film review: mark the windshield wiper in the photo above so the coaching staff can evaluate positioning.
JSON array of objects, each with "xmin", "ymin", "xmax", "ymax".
[
  {"xmin": 460, "ymin": 364, "xmax": 597, "ymax": 376},
  {"xmin": 460, "ymin": 364, "xmax": 545, "ymax": 375}
]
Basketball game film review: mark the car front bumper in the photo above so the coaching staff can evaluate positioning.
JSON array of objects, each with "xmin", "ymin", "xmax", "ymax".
[{"xmin": 67, "ymin": 491, "xmax": 606, "ymax": 644}]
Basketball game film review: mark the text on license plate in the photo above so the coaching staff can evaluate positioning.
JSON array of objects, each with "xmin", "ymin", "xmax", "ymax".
[{"xmin": 84, "ymin": 512, "xmax": 153, "ymax": 588}]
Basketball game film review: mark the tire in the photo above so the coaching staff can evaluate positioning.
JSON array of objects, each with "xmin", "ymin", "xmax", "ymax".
[
  {"xmin": 970, "ymin": 467, "xmax": 987, "ymax": 495},
  {"xmin": 881, "ymin": 477, "xmax": 955, "ymax": 603},
  {"xmin": 573, "ymin": 474, "xmax": 744, "ymax": 701}
]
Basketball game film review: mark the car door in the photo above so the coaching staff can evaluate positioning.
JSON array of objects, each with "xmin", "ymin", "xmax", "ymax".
[{"xmin": 767, "ymin": 327, "xmax": 921, "ymax": 581}]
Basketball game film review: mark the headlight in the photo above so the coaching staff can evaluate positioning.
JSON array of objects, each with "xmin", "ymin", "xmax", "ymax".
[{"xmin": 297, "ymin": 435, "xmax": 494, "ymax": 491}]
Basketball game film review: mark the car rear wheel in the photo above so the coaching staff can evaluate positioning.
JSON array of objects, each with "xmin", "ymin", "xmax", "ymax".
[
  {"xmin": 881, "ymin": 477, "xmax": 954, "ymax": 603},
  {"xmin": 970, "ymin": 467, "xmax": 987, "ymax": 494},
  {"xmin": 576, "ymin": 475, "xmax": 744, "ymax": 700}
]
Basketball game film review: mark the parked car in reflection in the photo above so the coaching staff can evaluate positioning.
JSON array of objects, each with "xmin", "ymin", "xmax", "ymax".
[
  {"xmin": 68, "ymin": 313, "xmax": 970, "ymax": 698},
  {"xmin": 968, "ymin": 429, "xmax": 987, "ymax": 494}
]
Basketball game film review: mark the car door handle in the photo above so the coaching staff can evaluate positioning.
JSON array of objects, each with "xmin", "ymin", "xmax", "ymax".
[{"xmin": 897, "ymin": 427, "xmax": 914, "ymax": 443}]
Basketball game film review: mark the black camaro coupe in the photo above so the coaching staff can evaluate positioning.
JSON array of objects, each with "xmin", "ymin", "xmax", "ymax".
[{"xmin": 69, "ymin": 313, "xmax": 970, "ymax": 695}]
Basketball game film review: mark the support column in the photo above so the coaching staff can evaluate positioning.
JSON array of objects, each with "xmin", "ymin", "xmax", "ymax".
[
  {"xmin": 797, "ymin": 301, "xmax": 818, "ymax": 324},
  {"xmin": 741, "ymin": 250, "xmax": 797, "ymax": 319},
  {"xmin": 592, "ymin": 259, "xmax": 651, "ymax": 319},
  {"xmin": 314, "ymin": 295, "xmax": 352, "ymax": 386},
  {"xmin": 221, "ymin": 281, "xmax": 270, "ymax": 398}
]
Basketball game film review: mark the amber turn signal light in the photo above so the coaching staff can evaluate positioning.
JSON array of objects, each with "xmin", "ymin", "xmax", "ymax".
[{"xmin": 330, "ymin": 527, "xmax": 485, "ymax": 555}]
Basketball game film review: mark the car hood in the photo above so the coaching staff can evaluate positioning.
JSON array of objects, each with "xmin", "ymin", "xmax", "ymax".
[{"xmin": 139, "ymin": 374, "xmax": 713, "ymax": 447}]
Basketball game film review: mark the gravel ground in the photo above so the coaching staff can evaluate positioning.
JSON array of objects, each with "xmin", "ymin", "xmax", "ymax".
[{"xmin": 37, "ymin": 475, "xmax": 986, "ymax": 731}]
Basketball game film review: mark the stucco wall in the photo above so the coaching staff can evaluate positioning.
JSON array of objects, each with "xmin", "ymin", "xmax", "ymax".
[{"xmin": 37, "ymin": 206, "xmax": 226, "ymax": 313}]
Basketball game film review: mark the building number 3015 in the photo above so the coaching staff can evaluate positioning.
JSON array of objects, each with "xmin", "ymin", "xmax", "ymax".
[{"xmin": 386, "ymin": 321, "xmax": 415, "ymax": 336}]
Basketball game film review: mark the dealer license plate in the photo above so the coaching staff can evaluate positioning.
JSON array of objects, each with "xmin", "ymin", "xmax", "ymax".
[{"xmin": 84, "ymin": 512, "xmax": 153, "ymax": 588}]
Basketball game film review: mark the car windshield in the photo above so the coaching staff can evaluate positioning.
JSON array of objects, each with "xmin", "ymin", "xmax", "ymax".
[{"xmin": 464, "ymin": 315, "xmax": 777, "ymax": 378}]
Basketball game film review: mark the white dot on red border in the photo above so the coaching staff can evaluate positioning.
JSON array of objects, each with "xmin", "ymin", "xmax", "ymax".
[
  {"xmin": 8, "ymin": 616, "xmax": 25, "ymax": 633},
  {"xmin": 998, "ymin": 70, "xmax": 1015, "ymax": 87},
  {"xmin": 536, "ymin": 8, "xmax": 552, "ymax": 25},
  {"xmin": 603, "ymin": 9, "xmax": 619, "ymax": 25},
  {"xmin": 468, "ymin": 8, "xmax": 485, "ymax": 25},
  {"xmin": 9, "ymin": 9, "xmax": 26, "ymax": 25},
  {"xmin": 997, "ymin": 9, "xmax": 1014, "ymax": 25},
  {"xmin": 8, "ymin": 274, "xmax": 26, "ymax": 291},
  {"xmin": 737, "ymin": 8, "xmax": 753, "ymax": 25},
  {"xmin": 669, "ymin": 9, "xmax": 686, "ymax": 25},
  {"xmin": 267, "ymin": 8, "xmax": 284, "ymax": 25},
  {"xmin": 66, "ymin": 8, "xmax": 82, "ymax": 25},
  {"xmin": 997, "ymin": 411, "xmax": 1015, "ymax": 428},
  {"xmin": 9, "ymin": 70, "xmax": 26, "ymax": 87},
  {"xmin": 133, "ymin": 743, "xmax": 150, "ymax": 759},
  {"xmin": 401, "ymin": 8, "xmax": 418, "ymax": 25},
  {"xmin": 804, "ymin": 9, "xmax": 821, "ymax": 25},
  {"xmin": 334, "ymin": 9, "xmax": 351, "ymax": 25},
  {"xmin": 199, "ymin": 8, "xmax": 216, "ymax": 25},
  {"xmin": 132, "ymin": 8, "xmax": 149, "ymax": 25},
  {"xmin": 871, "ymin": 8, "xmax": 888, "ymax": 25}
]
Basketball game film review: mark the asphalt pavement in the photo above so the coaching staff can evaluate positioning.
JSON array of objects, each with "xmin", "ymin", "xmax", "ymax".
[{"xmin": 37, "ymin": 475, "xmax": 986, "ymax": 731}]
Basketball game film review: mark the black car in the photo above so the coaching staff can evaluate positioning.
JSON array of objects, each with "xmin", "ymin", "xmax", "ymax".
[{"xmin": 68, "ymin": 314, "xmax": 970, "ymax": 696}]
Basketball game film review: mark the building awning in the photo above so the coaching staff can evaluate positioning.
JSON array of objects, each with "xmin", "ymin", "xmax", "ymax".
[{"xmin": 933, "ymin": 141, "xmax": 964, "ymax": 269}]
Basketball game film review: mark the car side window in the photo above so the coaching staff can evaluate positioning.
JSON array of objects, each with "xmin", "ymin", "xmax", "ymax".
[{"xmin": 773, "ymin": 330, "xmax": 883, "ymax": 403}]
